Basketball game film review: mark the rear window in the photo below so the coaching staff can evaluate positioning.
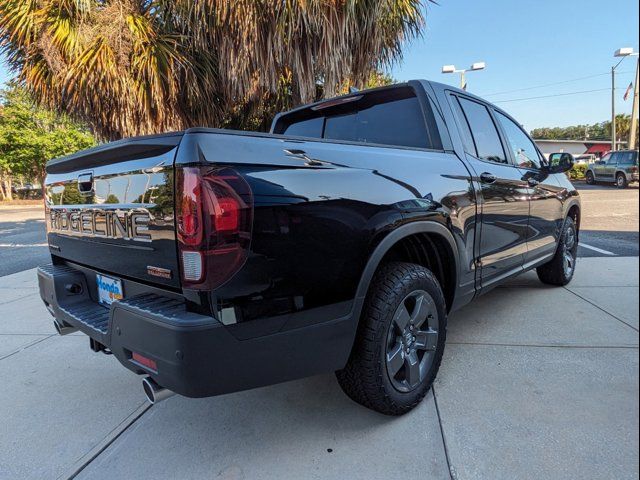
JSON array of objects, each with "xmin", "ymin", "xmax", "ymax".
[
  {"xmin": 282, "ymin": 117, "xmax": 324, "ymax": 138},
  {"xmin": 274, "ymin": 86, "xmax": 439, "ymax": 150}
]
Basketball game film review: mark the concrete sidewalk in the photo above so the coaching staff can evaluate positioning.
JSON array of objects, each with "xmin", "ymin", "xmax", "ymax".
[{"xmin": 0, "ymin": 259, "xmax": 638, "ymax": 480}]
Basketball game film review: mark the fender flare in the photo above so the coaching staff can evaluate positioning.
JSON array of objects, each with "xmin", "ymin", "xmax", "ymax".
[
  {"xmin": 553, "ymin": 199, "xmax": 581, "ymax": 256},
  {"xmin": 348, "ymin": 220, "xmax": 460, "ymax": 330},
  {"xmin": 563, "ymin": 199, "xmax": 581, "ymax": 231}
]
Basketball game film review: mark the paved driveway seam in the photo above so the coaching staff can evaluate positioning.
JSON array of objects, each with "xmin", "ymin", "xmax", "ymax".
[
  {"xmin": 62, "ymin": 403, "xmax": 151, "ymax": 480},
  {"xmin": 0, "ymin": 334, "xmax": 54, "ymax": 361},
  {"xmin": 432, "ymin": 386, "xmax": 455, "ymax": 480},
  {"xmin": 563, "ymin": 287, "xmax": 639, "ymax": 332}
]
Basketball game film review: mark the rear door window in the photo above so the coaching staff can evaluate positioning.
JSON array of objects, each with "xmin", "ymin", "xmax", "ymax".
[
  {"xmin": 449, "ymin": 96, "xmax": 477, "ymax": 156},
  {"xmin": 457, "ymin": 97, "xmax": 508, "ymax": 164}
]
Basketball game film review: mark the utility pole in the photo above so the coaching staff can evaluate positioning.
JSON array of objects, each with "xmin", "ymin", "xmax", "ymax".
[{"xmin": 629, "ymin": 58, "xmax": 639, "ymax": 150}]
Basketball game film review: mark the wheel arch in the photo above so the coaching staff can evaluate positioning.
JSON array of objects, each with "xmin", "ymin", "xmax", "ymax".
[
  {"xmin": 565, "ymin": 202, "xmax": 581, "ymax": 242},
  {"xmin": 351, "ymin": 221, "xmax": 460, "ymax": 324}
]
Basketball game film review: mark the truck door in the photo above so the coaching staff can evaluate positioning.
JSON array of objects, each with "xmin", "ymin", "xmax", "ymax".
[
  {"xmin": 449, "ymin": 95, "xmax": 530, "ymax": 290},
  {"xmin": 493, "ymin": 110, "xmax": 564, "ymax": 265}
]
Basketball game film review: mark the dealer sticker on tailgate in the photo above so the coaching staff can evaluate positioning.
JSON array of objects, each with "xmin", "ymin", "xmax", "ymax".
[{"xmin": 96, "ymin": 274, "xmax": 123, "ymax": 306}]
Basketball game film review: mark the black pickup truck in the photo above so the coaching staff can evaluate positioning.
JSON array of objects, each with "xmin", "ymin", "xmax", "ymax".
[{"xmin": 38, "ymin": 80, "xmax": 580, "ymax": 415}]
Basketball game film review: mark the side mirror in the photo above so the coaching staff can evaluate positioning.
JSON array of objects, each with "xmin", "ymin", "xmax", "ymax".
[{"xmin": 546, "ymin": 152, "xmax": 574, "ymax": 174}]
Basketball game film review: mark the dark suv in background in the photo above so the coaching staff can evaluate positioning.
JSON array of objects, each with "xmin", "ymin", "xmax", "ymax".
[{"xmin": 586, "ymin": 150, "xmax": 639, "ymax": 188}]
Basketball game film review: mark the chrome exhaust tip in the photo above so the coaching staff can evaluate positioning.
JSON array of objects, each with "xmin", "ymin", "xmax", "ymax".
[
  {"xmin": 53, "ymin": 320, "xmax": 78, "ymax": 336},
  {"xmin": 142, "ymin": 376, "xmax": 175, "ymax": 405}
]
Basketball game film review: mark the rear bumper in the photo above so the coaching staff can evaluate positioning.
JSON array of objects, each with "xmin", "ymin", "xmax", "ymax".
[{"xmin": 38, "ymin": 263, "xmax": 355, "ymax": 398}]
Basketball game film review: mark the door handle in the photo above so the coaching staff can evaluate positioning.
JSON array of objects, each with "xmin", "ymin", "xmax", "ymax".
[
  {"xmin": 479, "ymin": 172, "xmax": 497, "ymax": 184},
  {"xmin": 283, "ymin": 149, "xmax": 324, "ymax": 166},
  {"xmin": 527, "ymin": 178, "xmax": 540, "ymax": 187}
]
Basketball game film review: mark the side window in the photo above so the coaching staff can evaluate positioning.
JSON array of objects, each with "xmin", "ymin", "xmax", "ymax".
[
  {"xmin": 607, "ymin": 153, "xmax": 619, "ymax": 165},
  {"xmin": 495, "ymin": 111, "xmax": 542, "ymax": 169},
  {"xmin": 449, "ymin": 96, "xmax": 477, "ymax": 156},
  {"xmin": 457, "ymin": 97, "xmax": 507, "ymax": 164}
]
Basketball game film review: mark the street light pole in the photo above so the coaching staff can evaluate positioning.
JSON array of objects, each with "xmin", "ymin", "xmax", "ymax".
[
  {"xmin": 612, "ymin": 65, "xmax": 616, "ymax": 151},
  {"xmin": 629, "ymin": 58, "xmax": 639, "ymax": 150},
  {"xmin": 442, "ymin": 62, "xmax": 485, "ymax": 91},
  {"xmin": 612, "ymin": 48, "xmax": 639, "ymax": 152}
]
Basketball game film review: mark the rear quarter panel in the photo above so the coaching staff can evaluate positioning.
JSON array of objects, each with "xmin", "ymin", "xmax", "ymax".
[{"xmin": 177, "ymin": 131, "xmax": 476, "ymax": 338}]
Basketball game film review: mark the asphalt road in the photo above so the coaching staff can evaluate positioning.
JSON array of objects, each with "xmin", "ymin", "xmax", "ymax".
[
  {"xmin": 0, "ymin": 183, "xmax": 637, "ymax": 276},
  {"xmin": 0, "ymin": 207, "xmax": 49, "ymax": 277}
]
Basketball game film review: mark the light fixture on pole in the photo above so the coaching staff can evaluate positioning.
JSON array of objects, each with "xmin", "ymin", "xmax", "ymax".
[
  {"xmin": 611, "ymin": 48, "xmax": 639, "ymax": 151},
  {"xmin": 442, "ymin": 62, "xmax": 486, "ymax": 91}
]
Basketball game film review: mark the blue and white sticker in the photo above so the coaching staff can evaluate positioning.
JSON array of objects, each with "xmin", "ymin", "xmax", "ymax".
[{"xmin": 96, "ymin": 274, "xmax": 123, "ymax": 305}]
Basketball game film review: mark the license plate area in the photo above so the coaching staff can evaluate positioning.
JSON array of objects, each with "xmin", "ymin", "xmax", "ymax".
[{"xmin": 96, "ymin": 273, "xmax": 124, "ymax": 306}]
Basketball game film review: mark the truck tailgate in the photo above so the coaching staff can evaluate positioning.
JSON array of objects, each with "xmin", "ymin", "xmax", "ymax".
[{"xmin": 44, "ymin": 133, "xmax": 182, "ymax": 288}]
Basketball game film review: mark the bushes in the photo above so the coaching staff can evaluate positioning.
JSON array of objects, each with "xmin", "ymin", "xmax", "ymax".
[{"xmin": 569, "ymin": 163, "xmax": 587, "ymax": 180}]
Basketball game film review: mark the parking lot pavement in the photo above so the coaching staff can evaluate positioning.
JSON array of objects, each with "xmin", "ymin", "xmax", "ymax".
[
  {"xmin": 575, "ymin": 184, "xmax": 639, "ymax": 257},
  {"xmin": 1, "ymin": 256, "xmax": 637, "ymax": 480}
]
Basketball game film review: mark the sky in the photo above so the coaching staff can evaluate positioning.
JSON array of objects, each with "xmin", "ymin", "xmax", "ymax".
[
  {"xmin": 1, "ymin": 0, "xmax": 638, "ymax": 132},
  {"xmin": 391, "ymin": 0, "xmax": 639, "ymax": 130}
]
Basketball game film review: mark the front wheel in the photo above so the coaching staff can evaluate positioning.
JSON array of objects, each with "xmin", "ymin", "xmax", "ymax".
[
  {"xmin": 616, "ymin": 173, "xmax": 628, "ymax": 189},
  {"xmin": 536, "ymin": 216, "xmax": 578, "ymax": 286},
  {"xmin": 336, "ymin": 262, "xmax": 447, "ymax": 415}
]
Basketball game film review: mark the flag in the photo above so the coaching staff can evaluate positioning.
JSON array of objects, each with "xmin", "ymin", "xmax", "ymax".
[{"xmin": 623, "ymin": 82, "xmax": 633, "ymax": 101}]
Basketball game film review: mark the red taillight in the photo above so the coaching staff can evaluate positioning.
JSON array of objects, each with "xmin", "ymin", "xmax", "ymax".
[
  {"xmin": 176, "ymin": 166, "xmax": 253, "ymax": 290},
  {"xmin": 214, "ymin": 197, "xmax": 240, "ymax": 231}
]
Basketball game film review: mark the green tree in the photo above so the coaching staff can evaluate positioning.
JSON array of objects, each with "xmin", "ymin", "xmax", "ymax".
[
  {"xmin": 0, "ymin": 0, "xmax": 427, "ymax": 140},
  {"xmin": 531, "ymin": 115, "xmax": 638, "ymax": 145},
  {"xmin": 0, "ymin": 84, "xmax": 96, "ymax": 200}
]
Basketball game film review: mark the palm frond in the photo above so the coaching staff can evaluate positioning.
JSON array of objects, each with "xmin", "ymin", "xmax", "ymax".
[{"xmin": 0, "ymin": 0, "xmax": 429, "ymax": 139}]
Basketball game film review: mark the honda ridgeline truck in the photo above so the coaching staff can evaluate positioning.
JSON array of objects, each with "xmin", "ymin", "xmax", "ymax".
[{"xmin": 38, "ymin": 80, "xmax": 580, "ymax": 415}]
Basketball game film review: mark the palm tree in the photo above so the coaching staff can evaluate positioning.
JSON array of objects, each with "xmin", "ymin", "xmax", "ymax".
[{"xmin": 0, "ymin": 0, "xmax": 427, "ymax": 140}]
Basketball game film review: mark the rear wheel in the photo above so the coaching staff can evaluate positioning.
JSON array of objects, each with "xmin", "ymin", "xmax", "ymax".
[
  {"xmin": 336, "ymin": 262, "xmax": 447, "ymax": 415},
  {"xmin": 537, "ymin": 216, "xmax": 578, "ymax": 286},
  {"xmin": 585, "ymin": 171, "xmax": 595, "ymax": 185},
  {"xmin": 616, "ymin": 173, "xmax": 628, "ymax": 189}
]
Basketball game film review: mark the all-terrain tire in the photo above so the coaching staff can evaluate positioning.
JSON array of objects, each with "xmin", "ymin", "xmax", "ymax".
[
  {"xmin": 536, "ymin": 216, "xmax": 578, "ymax": 286},
  {"xmin": 336, "ymin": 262, "xmax": 447, "ymax": 416}
]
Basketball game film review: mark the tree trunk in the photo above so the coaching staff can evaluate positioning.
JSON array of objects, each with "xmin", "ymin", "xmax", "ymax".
[
  {"xmin": 0, "ymin": 177, "xmax": 13, "ymax": 201},
  {"xmin": 39, "ymin": 173, "xmax": 47, "ymax": 201}
]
